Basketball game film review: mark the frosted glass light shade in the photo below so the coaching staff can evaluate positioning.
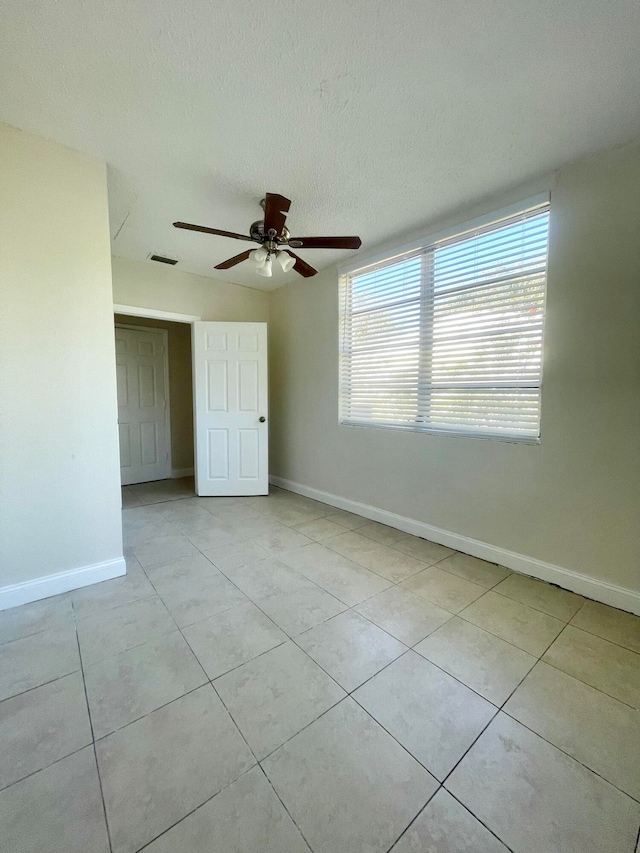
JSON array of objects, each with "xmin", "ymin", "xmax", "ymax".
[
  {"xmin": 251, "ymin": 247, "xmax": 268, "ymax": 265},
  {"xmin": 277, "ymin": 251, "xmax": 295, "ymax": 272},
  {"xmin": 256, "ymin": 257, "xmax": 273, "ymax": 277}
]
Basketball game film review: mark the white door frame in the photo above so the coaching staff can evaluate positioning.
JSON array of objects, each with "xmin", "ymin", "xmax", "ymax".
[
  {"xmin": 114, "ymin": 304, "xmax": 201, "ymax": 323},
  {"xmin": 115, "ymin": 323, "xmax": 172, "ymax": 481}
]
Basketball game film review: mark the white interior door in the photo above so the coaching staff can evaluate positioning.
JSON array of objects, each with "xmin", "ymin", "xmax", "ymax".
[
  {"xmin": 115, "ymin": 326, "xmax": 169, "ymax": 485},
  {"xmin": 192, "ymin": 322, "xmax": 268, "ymax": 496}
]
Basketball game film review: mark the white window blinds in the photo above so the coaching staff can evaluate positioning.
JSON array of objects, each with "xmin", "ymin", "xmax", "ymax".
[{"xmin": 339, "ymin": 202, "xmax": 549, "ymax": 441}]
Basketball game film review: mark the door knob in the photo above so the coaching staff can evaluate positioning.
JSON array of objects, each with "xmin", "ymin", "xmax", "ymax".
[{"xmin": 259, "ymin": 416, "xmax": 266, "ymax": 423}]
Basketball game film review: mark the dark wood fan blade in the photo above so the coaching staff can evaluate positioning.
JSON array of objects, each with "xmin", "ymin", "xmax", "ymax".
[
  {"xmin": 285, "ymin": 250, "xmax": 317, "ymax": 278},
  {"xmin": 214, "ymin": 250, "xmax": 252, "ymax": 270},
  {"xmin": 174, "ymin": 222, "xmax": 254, "ymax": 242},
  {"xmin": 287, "ymin": 236, "xmax": 362, "ymax": 250},
  {"xmin": 263, "ymin": 193, "xmax": 291, "ymax": 236}
]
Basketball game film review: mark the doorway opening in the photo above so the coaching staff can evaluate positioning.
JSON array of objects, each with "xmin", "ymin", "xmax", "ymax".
[{"xmin": 114, "ymin": 310, "xmax": 196, "ymax": 505}]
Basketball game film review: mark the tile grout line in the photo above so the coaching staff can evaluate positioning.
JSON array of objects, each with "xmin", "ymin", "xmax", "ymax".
[
  {"xmin": 444, "ymin": 789, "xmax": 519, "ymax": 853},
  {"xmin": 72, "ymin": 611, "xmax": 114, "ymax": 853},
  {"xmin": 132, "ymin": 763, "xmax": 259, "ymax": 852},
  {"xmin": 254, "ymin": 763, "xmax": 315, "ymax": 853}
]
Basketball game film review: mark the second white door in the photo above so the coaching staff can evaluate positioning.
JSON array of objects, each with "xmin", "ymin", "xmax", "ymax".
[
  {"xmin": 192, "ymin": 321, "xmax": 268, "ymax": 496},
  {"xmin": 116, "ymin": 326, "xmax": 169, "ymax": 485}
]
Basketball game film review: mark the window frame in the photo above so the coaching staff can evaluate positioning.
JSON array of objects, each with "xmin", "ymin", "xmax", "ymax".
[{"xmin": 338, "ymin": 194, "xmax": 550, "ymax": 444}]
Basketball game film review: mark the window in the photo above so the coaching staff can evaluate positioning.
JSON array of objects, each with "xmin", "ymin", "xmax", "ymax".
[{"xmin": 339, "ymin": 200, "xmax": 549, "ymax": 441}]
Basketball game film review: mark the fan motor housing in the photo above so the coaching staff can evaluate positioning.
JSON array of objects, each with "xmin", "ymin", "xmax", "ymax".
[{"xmin": 250, "ymin": 219, "xmax": 290, "ymax": 247}]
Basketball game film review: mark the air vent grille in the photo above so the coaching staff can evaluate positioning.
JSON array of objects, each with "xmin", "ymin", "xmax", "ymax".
[{"xmin": 150, "ymin": 255, "xmax": 178, "ymax": 265}]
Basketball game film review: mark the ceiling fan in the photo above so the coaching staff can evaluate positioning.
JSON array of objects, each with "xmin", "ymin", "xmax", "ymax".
[{"xmin": 173, "ymin": 193, "xmax": 361, "ymax": 278}]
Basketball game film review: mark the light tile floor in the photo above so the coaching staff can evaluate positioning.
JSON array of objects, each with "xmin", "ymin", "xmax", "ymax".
[{"xmin": 1, "ymin": 478, "xmax": 640, "ymax": 852}]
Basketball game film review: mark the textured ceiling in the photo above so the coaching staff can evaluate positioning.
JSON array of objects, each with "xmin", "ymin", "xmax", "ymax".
[{"xmin": 2, "ymin": 0, "xmax": 640, "ymax": 290}]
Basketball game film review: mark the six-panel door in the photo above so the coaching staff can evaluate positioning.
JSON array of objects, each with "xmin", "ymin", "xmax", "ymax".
[
  {"xmin": 192, "ymin": 322, "xmax": 268, "ymax": 496},
  {"xmin": 115, "ymin": 326, "xmax": 169, "ymax": 485}
]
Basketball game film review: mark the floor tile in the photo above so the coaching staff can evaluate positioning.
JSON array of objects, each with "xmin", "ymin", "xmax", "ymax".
[
  {"xmin": 0, "ymin": 626, "xmax": 80, "ymax": 702},
  {"xmin": 358, "ymin": 521, "xmax": 408, "ymax": 546},
  {"xmin": 571, "ymin": 599, "xmax": 640, "ymax": 653},
  {"xmin": 71, "ymin": 564, "xmax": 155, "ymax": 620},
  {"xmin": 182, "ymin": 602, "xmax": 287, "ymax": 679},
  {"xmin": 254, "ymin": 526, "xmax": 314, "ymax": 553},
  {"xmin": 296, "ymin": 610, "xmax": 406, "ymax": 692},
  {"xmin": 143, "ymin": 765, "xmax": 310, "ymax": 853},
  {"xmin": 401, "ymin": 566, "xmax": 486, "ymax": 614},
  {"xmin": 263, "ymin": 697, "xmax": 438, "ymax": 853},
  {"xmin": 260, "ymin": 503, "xmax": 326, "ymax": 527},
  {"xmin": 391, "ymin": 788, "xmax": 509, "ymax": 853},
  {"xmin": 392, "ymin": 535, "xmax": 454, "ymax": 565},
  {"xmin": 0, "ymin": 746, "xmax": 110, "ymax": 853},
  {"xmin": 203, "ymin": 539, "xmax": 271, "ymax": 571},
  {"xmin": 446, "ymin": 713, "xmax": 640, "ymax": 853},
  {"xmin": 194, "ymin": 495, "xmax": 240, "ymax": 513},
  {"xmin": 354, "ymin": 651, "xmax": 496, "ymax": 779},
  {"xmin": 436, "ymin": 553, "xmax": 510, "ymax": 588},
  {"xmin": 121, "ymin": 487, "xmax": 141, "ymax": 508},
  {"xmin": 256, "ymin": 583, "xmax": 347, "ymax": 637},
  {"xmin": 0, "ymin": 671, "xmax": 91, "ymax": 790},
  {"xmin": 96, "ymin": 685, "xmax": 255, "ymax": 853},
  {"xmin": 154, "ymin": 568, "xmax": 248, "ymax": 628},
  {"xmin": 460, "ymin": 591, "xmax": 564, "ymax": 656},
  {"xmin": 122, "ymin": 520, "xmax": 175, "ymax": 547},
  {"xmin": 143, "ymin": 551, "xmax": 220, "ymax": 585},
  {"xmin": 415, "ymin": 617, "xmax": 536, "ymax": 705},
  {"xmin": 121, "ymin": 504, "xmax": 166, "ymax": 529},
  {"xmin": 84, "ymin": 631, "xmax": 207, "ymax": 738},
  {"xmin": 221, "ymin": 556, "xmax": 311, "ymax": 601},
  {"xmin": 324, "ymin": 508, "xmax": 369, "ymax": 529},
  {"xmin": 505, "ymin": 661, "xmax": 640, "ymax": 800},
  {"xmin": 493, "ymin": 572, "xmax": 584, "ymax": 621},
  {"xmin": 355, "ymin": 586, "xmax": 452, "ymax": 646},
  {"xmin": 184, "ymin": 521, "xmax": 250, "ymax": 551},
  {"xmin": 214, "ymin": 641, "xmax": 345, "ymax": 759},
  {"xmin": 132, "ymin": 533, "xmax": 200, "ymax": 568},
  {"xmin": 543, "ymin": 625, "xmax": 640, "ymax": 709},
  {"xmin": 232, "ymin": 516, "xmax": 292, "ymax": 538},
  {"xmin": 206, "ymin": 505, "xmax": 265, "ymax": 528},
  {"xmin": 164, "ymin": 510, "xmax": 225, "ymax": 537},
  {"xmin": 155, "ymin": 499, "xmax": 212, "ymax": 523},
  {"xmin": 325, "ymin": 531, "xmax": 426, "ymax": 582},
  {"xmin": 279, "ymin": 544, "xmax": 392, "ymax": 606},
  {"xmin": 76, "ymin": 596, "xmax": 176, "ymax": 665},
  {"xmin": 0, "ymin": 594, "xmax": 73, "ymax": 645},
  {"xmin": 293, "ymin": 517, "xmax": 349, "ymax": 542}
]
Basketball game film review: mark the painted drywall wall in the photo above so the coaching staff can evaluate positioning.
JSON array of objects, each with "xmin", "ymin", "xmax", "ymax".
[
  {"xmin": 111, "ymin": 255, "xmax": 269, "ymax": 322},
  {"xmin": 114, "ymin": 314, "xmax": 194, "ymax": 473},
  {"xmin": 269, "ymin": 140, "xmax": 640, "ymax": 599},
  {"xmin": 0, "ymin": 123, "xmax": 123, "ymax": 602}
]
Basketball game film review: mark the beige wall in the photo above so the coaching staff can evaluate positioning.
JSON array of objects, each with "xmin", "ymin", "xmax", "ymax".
[
  {"xmin": 269, "ymin": 140, "xmax": 640, "ymax": 596},
  {"xmin": 0, "ymin": 123, "xmax": 123, "ymax": 598},
  {"xmin": 114, "ymin": 315, "xmax": 194, "ymax": 472},
  {"xmin": 112, "ymin": 255, "xmax": 269, "ymax": 322}
]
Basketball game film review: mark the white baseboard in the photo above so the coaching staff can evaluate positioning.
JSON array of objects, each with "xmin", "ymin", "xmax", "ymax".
[
  {"xmin": 0, "ymin": 557, "xmax": 127, "ymax": 612},
  {"xmin": 171, "ymin": 467, "xmax": 194, "ymax": 479},
  {"xmin": 270, "ymin": 476, "xmax": 640, "ymax": 616}
]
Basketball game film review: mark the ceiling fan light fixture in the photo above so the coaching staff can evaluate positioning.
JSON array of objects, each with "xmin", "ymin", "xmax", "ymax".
[
  {"xmin": 276, "ymin": 251, "xmax": 295, "ymax": 273},
  {"xmin": 256, "ymin": 257, "xmax": 273, "ymax": 277},
  {"xmin": 250, "ymin": 247, "xmax": 268, "ymax": 265}
]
